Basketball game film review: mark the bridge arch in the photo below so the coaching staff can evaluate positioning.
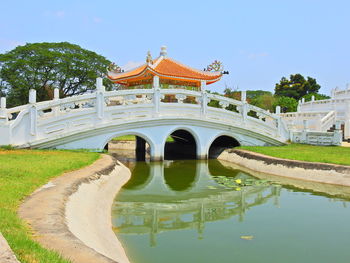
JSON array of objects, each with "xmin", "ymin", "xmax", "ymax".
[
  {"xmin": 102, "ymin": 131, "xmax": 156, "ymax": 161},
  {"xmin": 163, "ymin": 127, "xmax": 200, "ymax": 160},
  {"xmin": 207, "ymin": 133, "xmax": 241, "ymax": 159}
]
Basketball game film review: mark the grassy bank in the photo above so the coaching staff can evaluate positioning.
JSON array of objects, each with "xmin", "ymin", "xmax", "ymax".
[
  {"xmin": 0, "ymin": 149, "xmax": 100, "ymax": 263},
  {"xmin": 239, "ymin": 144, "xmax": 350, "ymax": 166}
]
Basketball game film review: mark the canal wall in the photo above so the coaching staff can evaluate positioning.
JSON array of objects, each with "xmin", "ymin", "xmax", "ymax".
[
  {"xmin": 0, "ymin": 233, "xmax": 20, "ymax": 263},
  {"xmin": 108, "ymin": 140, "xmax": 136, "ymax": 150},
  {"xmin": 19, "ymin": 154, "xmax": 131, "ymax": 263},
  {"xmin": 218, "ymin": 149, "xmax": 350, "ymax": 187}
]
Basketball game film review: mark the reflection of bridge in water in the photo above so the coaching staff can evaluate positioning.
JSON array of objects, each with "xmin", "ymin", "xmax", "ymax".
[{"xmin": 112, "ymin": 160, "xmax": 281, "ymax": 247}]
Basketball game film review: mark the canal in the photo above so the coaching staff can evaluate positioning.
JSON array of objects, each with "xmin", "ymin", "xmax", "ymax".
[{"xmin": 111, "ymin": 154, "xmax": 350, "ymax": 263}]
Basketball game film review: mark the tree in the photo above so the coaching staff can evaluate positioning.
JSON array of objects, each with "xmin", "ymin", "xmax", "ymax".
[
  {"xmin": 250, "ymin": 93, "xmax": 276, "ymax": 112},
  {"xmin": 0, "ymin": 42, "xmax": 113, "ymax": 107},
  {"xmin": 274, "ymin": 74, "xmax": 321, "ymax": 100},
  {"xmin": 302, "ymin": 93, "xmax": 330, "ymax": 102},
  {"xmin": 273, "ymin": 96, "xmax": 298, "ymax": 113}
]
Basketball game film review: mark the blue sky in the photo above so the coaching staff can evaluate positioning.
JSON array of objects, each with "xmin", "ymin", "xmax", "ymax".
[{"xmin": 0, "ymin": 0, "xmax": 349, "ymax": 95}]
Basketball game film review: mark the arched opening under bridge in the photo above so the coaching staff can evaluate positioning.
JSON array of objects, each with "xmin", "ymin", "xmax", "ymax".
[
  {"xmin": 106, "ymin": 134, "xmax": 151, "ymax": 162},
  {"xmin": 208, "ymin": 135, "xmax": 240, "ymax": 159},
  {"xmin": 164, "ymin": 129, "xmax": 197, "ymax": 160}
]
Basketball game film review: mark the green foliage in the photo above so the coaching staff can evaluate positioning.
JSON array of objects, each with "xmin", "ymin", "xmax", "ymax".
[
  {"xmin": 0, "ymin": 42, "xmax": 112, "ymax": 107},
  {"xmin": 0, "ymin": 145, "xmax": 15, "ymax": 150},
  {"xmin": 273, "ymin": 96, "xmax": 297, "ymax": 113},
  {"xmin": 302, "ymin": 93, "xmax": 330, "ymax": 102},
  {"xmin": 275, "ymin": 74, "xmax": 321, "ymax": 100},
  {"xmin": 250, "ymin": 93, "xmax": 276, "ymax": 112},
  {"xmin": 247, "ymin": 90, "xmax": 272, "ymax": 100},
  {"xmin": 223, "ymin": 88, "xmax": 241, "ymax": 100},
  {"xmin": 0, "ymin": 149, "xmax": 99, "ymax": 262},
  {"xmin": 239, "ymin": 144, "xmax": 350, "ymax": 166}
]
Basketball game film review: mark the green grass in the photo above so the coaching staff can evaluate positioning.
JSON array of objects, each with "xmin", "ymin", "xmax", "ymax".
[
  {"xmin": 0, "ymin": 149, "xmax": 100, "ymax": 263},
  {"xmin": 112, "ymin": 135, "xmax": 174, "ymax": 142},
  {"xmin": 238, "ymin": 144, "xmax": 350, "ymax": 166}
]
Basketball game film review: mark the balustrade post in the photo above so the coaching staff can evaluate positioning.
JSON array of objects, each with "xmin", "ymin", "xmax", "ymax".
[
  {"xmin": 275, "ymin": 106, "xmax": 282, "ymax": 137},
  {"xmin": 241, "ymin": 91, "xmax": 247, "ymax": 122},
  {"xmin": 0, "ymin": 97, "xmax": 7, "ymax": 124},
  {"xmin": 96, "ymin": 77, "xmax": 105, "ymax": 119},
  {"xmin": 53, "ymin": 88, "xmax": 60, "ymax": 117},
  {"xmin": 344, "ymin": 103, "xmax": 350, "ymax": 140},
  {"xmin": 201, "ymin": 90, "xmax": 208, "ymax": 117},
  {"xmin": 28, "ymin": 89, "xmax": 37, "ymax": 136},
  {"xmin": 153, "ymin": 76, "xmax": 160, "ymax": 116}
]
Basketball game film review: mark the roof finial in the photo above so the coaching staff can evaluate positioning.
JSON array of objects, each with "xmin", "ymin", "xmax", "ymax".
[
  {"xmin": 160, "ymin": 46, "xmax": 167, "ymax": 57},
  {"xmin": 146, "ymin": 51, "xmax": 153, "ymax": 64}
]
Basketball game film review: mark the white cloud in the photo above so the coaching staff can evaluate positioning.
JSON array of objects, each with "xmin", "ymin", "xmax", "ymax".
[
  {"xmin": 93, "ymin": 17, "xmax": 102, "ymax": 23},
  {"xmin": 248, "ymin": 52, "xmax": 269, "ymax": 60},
  {"xmin": 55, "ymin": 11, "xmax": 65, "ymax": 18},
  {"xmin": 122, "ymin": 61, "xmax": 144, "ymax": 71},
  {"xmin": 43, "ymin": 10, "xmax": 65, "ymax": 19}
]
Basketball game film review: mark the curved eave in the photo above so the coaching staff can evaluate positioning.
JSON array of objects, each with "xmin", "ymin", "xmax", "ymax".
[{"xmin": 108, "ymin": 66, "xmax": 222, "ymax": 85}]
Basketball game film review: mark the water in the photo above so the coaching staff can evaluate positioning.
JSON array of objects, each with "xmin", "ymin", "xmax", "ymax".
[{"xmin": 111, "ymin": 159, "xmax": 350, "ymax": 263}]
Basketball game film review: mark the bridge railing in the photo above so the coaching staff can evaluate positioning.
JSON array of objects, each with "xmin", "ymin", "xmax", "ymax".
[{"xmin": 0, "ymin": 78, "xmax": 289, "ymax": 146}]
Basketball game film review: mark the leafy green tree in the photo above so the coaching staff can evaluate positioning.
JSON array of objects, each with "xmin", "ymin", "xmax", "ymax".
[
  {"xmin": 273, "ymin": 96, "xmax": 298, "ymax": 113},
  {"xmin": 275, "ymin": 74, "xmax": 321, "ymax": 100},
  {"xmin": 250, "ymin": 93, "xmax": 276, "ymax": 112},
  {"xmin": 247, "ymin": 90, "xmax": 272, "ymax": 100},
  {"xmin": 302, "ymin": 93, "xmax": 330, "ymax": 102},
  {"xmin": 0, "ymin": 42, "xmax": 112, "ymax": 107}
]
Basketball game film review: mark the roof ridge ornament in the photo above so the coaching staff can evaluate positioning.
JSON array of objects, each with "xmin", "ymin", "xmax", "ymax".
[
  {"xmin": 146, "ymin": 51, "xmax": 153, "ymax": 65},
  {"xmin": 160, "ymin": 46, "xmax": 167, "ymax": 57},
  {"xmin": 206, "ymin": 60, "xmax": 223, "ymax": 72},
  {"xmin": 107, "ymin": 62, "xmax": 122, "ymax": 73}
]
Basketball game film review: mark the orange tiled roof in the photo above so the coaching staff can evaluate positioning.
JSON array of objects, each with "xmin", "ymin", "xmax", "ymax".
[{"xmin": 108, "ymin": 55, "xmax": 222, "ymax": 85}]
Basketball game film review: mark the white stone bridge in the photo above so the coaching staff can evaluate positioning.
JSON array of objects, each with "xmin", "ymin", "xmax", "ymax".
[{"xmin": 0, "ymin": 78, "xmax": 290, "ymax": 160}]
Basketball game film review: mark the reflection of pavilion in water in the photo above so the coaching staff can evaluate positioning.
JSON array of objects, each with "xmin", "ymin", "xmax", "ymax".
[{"xmin": 112, "ymin": 160, "xmax": 282, "ymax": 247}]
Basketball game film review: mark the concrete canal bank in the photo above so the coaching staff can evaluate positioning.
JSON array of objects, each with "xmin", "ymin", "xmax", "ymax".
[
  {"xmin": 19, "ymin": 154, "xmax": 131, "ymax": 263},
  {"xmin": 218, "ymin": 149, "xmax": 350, "ymax": 187}
]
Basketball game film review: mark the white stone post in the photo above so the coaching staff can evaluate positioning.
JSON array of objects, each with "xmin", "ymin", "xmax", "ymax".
[
  {"xmin": 333, "ymin": 120, "xmax": 342, "ymax": 145},
  {"xmin": 53, "ymin": 88, "xmax": 60, "ymax": 117},
  {"xmin": 241, "ymin": 91, "xmax": 247, "ymax": 122},
  {"xmin": 54, "ymin": 88, "xmax": 60, "ymax": 100},
  {"xmin": 200, "ymin": 90, "xmax": 208, "ymax": 118},
  {"xmin": 28, "ymin": 89, "xmax": 37, "ymax": 136},
  {"xmin": 344, "ymin": 102, "xmax": 350, "ymax": 140},
  {"xmin": 275, "ymin": 105, "xmax": 281, "ymax": 114},
  {"xmin": 0, "ymin": 97, "xmax": 7, "ymax": 124},
  {"xmin": 200, "ymin": 81, "xmax": 207, "ymax": 117},
  {"xmin": 29, "ymin": 89, "xmax": 36, "ymax": 104},
  {"xmin": 241, "ymin": 91, "xmax": 246, "ymax": 102},
  {"xmin": 275, "ymin": 106, "xmax": 282, "ymax": 137},
  {"xmin": 96, "ymin": 77, "xmax": 105, "ymax": 119},
  {"xmin": 301, "ymin": 98, "xmax": 305, "ymax": 104},
  {"xmin": 311, "ymin": 95, "xmax": 315, "ymax": 102},
  {"xmin": 153, "ymin": 75, "xmax": 160, "ymax": 116},
  {"xmin": 200, "ymin": 80, "xmax": 206, "ymax": 92}
]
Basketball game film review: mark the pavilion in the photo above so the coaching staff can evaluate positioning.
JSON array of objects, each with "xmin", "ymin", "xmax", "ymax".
[{"xmin": 107, "ymin": 46, "xmax": 223, "ymax": 91}]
